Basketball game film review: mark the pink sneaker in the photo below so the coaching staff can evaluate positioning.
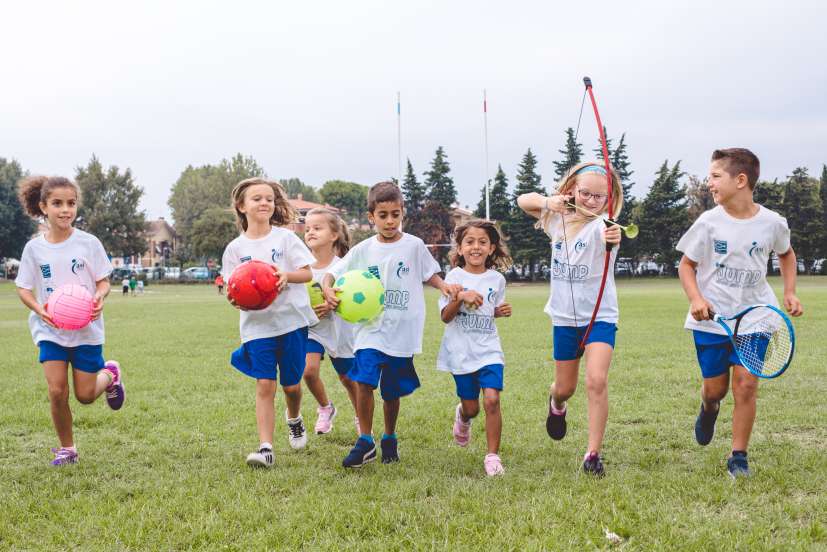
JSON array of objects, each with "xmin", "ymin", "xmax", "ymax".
[
  {"xmin": 453, "ymin": 403, "xmax": 471, "ymax": 447},
  {"xmin": 103, "ymin": 360, "xmax": 125, "ymax": 410},
  {"xmin": 484, "ymin": 453, "xmax": 504, "ymax": 476},
  {"xmin": 51, "ymin": 447, "xmax": 78, "ymax": 466},
  {"xmin": 314, "ymin": 403, "xmax": 337, "ymax": 434}
]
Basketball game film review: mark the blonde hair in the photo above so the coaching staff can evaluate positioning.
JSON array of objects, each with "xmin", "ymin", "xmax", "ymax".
[
  {"xmin": 305, "ymin": 207, "xmax": 351, "ymax": 258},
  {"xmin": 18, "ymin": 176, "xmax": 80, "ymax": 219},
  {"xmin": 231, "ymin": 177, "xmax": 297, "ymax": 231},
  {"xmin": 539, "ymin": 161, "xmax": 623, "ymax": 241}
]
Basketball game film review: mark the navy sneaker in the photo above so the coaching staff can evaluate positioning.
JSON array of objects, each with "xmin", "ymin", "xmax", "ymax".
[
  {"xmin": 582, "ymin": 452, "xmax": 605, "ymax": 477},
  {"xmin": 545, "ymin": 396, "xmax": 567, "ymax": 440},
  {"xmin": 380, "ymin": 436, "xmax": 399, "ymax": 464},
  {"xmin": 694, "ymin": 402, "xmax": 719, "ymax": 446},
  {"xmin": 727, "ymin": 451, "xmax": 750, "ymax": 479},
  {"xmin": 342, "ymin": 437, "xmax": 376, "ymax": 468}
]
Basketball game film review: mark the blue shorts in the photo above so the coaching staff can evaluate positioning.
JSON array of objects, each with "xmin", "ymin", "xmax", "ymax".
[
  {"xmin": 692, "ymin": 330, "xmax": 768, "ymax": 379},
  {"xmin": 230, "ymin": 327, "xmax": 308, "ymax": 386},
  {"xmin": 38, "ymin": 341, "xmax": 105, "ymax": 374},
  {"xmin": 349, "ymin": 348, "xmax": 420, "ymax": 401},
  {"xmin": 307, "ymin": 338, "xmax": 355, "ymax": 376},
  {"xmin": 452, "ymin": 364, "xmax": 504, "ymax": 400},
  {"xmin": 553, "ymin": 322, "xmax": 617, "ymax": 360}
]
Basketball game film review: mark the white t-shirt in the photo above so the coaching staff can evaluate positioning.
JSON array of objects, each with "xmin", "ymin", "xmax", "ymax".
[
  {"xmin": 677, "ymin": 205, "xmax": 790, "ymax": 335},
  {"xmin": 121, "ymin": 278, "xmax": 129, "ymax": 288},
  {"xmin": 328, "ymin": 233, "xmax": 441, "ymax": 357},
  {"xmin": 436, "ymin": 268, "xmax": 506, "ymax": 375},
  {"xmin": 308, "ymin": 258, "xmax": 355, "ymax": 359},
  {"xmin": 221, "ymin": 226, "xmax": 318, "ymax": 342},
  {"xmin": 15, "ymin": 229, "xmax": 113, "ymax": 347},
  {"xmin": 542, "ymin": 211, "xmax": 618, "ymax": 326}
]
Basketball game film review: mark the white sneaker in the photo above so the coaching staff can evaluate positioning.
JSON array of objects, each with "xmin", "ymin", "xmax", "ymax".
[
  {"xmin": 286, "ymin": 412, "xmax": 308, "ymax": 450},
  {"xmin": 246, "ymin": 446, "xmax": 274, "ymax": 468}
]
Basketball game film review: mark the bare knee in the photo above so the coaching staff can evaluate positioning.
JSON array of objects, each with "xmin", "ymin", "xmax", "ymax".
[
  {"xmin": 483, "ymin": 394, "xmax": 500, "ymax": 415},
  {"xmin": 256, "ymin": 380, "xmax": 277, "ymax": 399},
  {"xmin": 554, "ymin": 381, "xmax": 577, "ymax": 401},
  {"xmin": 462, "ymin": 400, "xmax": 481, "ymax": 419},
  {"xmin": 47, "ymin": 384, "xmax": 69, "ymax": 405},
  {"xmin": 282, "ymin": 383, "xmax": 302, "ymax": 398},
  {"xmin": 585, "ymin": 374, "xmax": 607, "ymax": 396},
  {"xmin": 732, "ymin": 375, "xmax": 758, "ymax": 402},
  {"xmin": 75, "ymin": 391, "xmax": 96, "ymax": 405},
  {"xmin": 702, "ymin": 379, "xmax": 729, "ymax": 403}
]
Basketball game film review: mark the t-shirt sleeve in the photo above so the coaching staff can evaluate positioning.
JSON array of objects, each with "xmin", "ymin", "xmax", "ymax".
[
  {"xmin": 495, "ymin": 273, "xmax": 506, "ymax": 307},
  {"xmin": 91, "ymin": 237, "xmax": 113, "ymax": 281},
  {"xmin": 541, "ymin": 210, "xmax": 561, "ymax": 240},
  {"xmin": 417, "ymin": 240, "xmax": 441, "ymax": 282},
  {"xmin": 14, "ymin": 242, "xmax": 36, "ymax": 290},
  {"xmin": 221, "ymin": 242, "xmax": 238, "ymax": 280},
  {"xmin": 328, "ymin": 246, "xmax": 359, "ymax": 281},
  {"xmin": 676, "ymin": 217, "xmax": 708, "ymax": 262},
  {"xmin": 287, "ymin": 232, "xmax": 316, "ymax": 269},
  {"xmin": 437, "ymin": 269, "xmax": 458, "ymax": 310},
  {"xmin": 772, "ymin": 215, "xmax": 792, "ymax": 255}
]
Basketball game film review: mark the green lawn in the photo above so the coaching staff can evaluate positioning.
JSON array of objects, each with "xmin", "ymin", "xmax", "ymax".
[{"xmin": 1, "ymin": 278, "xmax": 825, "ymax": 550}]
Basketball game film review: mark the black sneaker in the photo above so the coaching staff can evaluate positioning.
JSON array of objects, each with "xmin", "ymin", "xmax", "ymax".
[
  {"xmin": 342, "ymin": 437, "xmax": 376, "ymax": 468},
  {"xmin": 380, "ymin": 436, "xmax": 399, "ymax": 464},
  {"xmin": 545, "ymin": 396, "xmax": 567, "ymax": 440},
  {"xmin": 694, "ymin": 402, "xmax": 719, "ymax": 446},
  {"xmin": 582, "ymin": 452, "xmax": 605, "ymax": 477},
  {"xmin": 246, "ymin": 446, "xmax": 274, "ymax": 468},
  {"xmin": 727, "ymin": 451, "xmax": 750, "ymax": 479}
]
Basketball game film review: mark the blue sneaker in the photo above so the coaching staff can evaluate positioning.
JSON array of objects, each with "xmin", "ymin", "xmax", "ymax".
[
  {"xmin": 727, "ymin": 451, "xmax": 750, "ymax": 479},
  {"xmin": 694, "ymin": 402, "xmax": 719, "ymax": 446},
  {"xmin": 342, "ymin": 437, "xmax": 376, "ymax": 468},
  {"xmin": 380, "ymin": 436, "xmax": 399, "ymax": 464}
]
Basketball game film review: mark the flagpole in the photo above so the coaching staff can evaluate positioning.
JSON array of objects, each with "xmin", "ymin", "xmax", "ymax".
[
  {"xmin": 483, "ymin": 89, "xmax": 491, "ymax": 221},
  {"xmin": 397, "ymin": 92, "xmax": 402, "ymax": 185}
]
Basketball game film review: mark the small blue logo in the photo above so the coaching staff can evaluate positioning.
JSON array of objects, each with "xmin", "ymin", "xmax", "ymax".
[
  {"xmin": 714, "ymin": 240, "xmax": 728, "ymax": 254},
  {"xmin": 271, "ymin": 248, "xmax": 283, "ymax": 263},
  {"xmin": 574, "ymin": 239, "xmax": 587, "ymax": 253},
  {"xmin": 40, "ymin": 264, "xmax": 52, "ymax": 278},
  {"xmin": 748, "ymin": 241, "xmax": 764, "ymax": 257},
  {"xmin": 554, "ymin": 241, "xmax": 562, "ymax": 250},
  {"xmin": 368, "ymin": 265, "xmax": 380, "ymax": 280},
  {"xmin": 487, "ymin": 287, "xmax": 495, "ymax": 302},
  {"xmin": 240, "ymin": 255, "xmax": 252, "ymax": 263},
  {"xmin": 71, "ymin": 258, "xmax": 85, "ymax": 275},
  {"xmin": 396, "ymin": 261, "xmax": 410, "ymax": 278}
]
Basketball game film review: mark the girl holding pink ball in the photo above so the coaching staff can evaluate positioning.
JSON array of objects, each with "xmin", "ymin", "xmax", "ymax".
[{"xmin": 15, "ymin": 175, "xmax": 125, "ymax": 466}]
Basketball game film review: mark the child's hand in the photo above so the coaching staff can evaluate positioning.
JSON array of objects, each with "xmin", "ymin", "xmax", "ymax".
[
  {"xmin": 494, "ymin": 303, "xmax": 512, "ymax": 318},
  {"xmin": 273, "ymin": 266, "xmax": 288, "ymax": 292},
  {"xmin": 323, "ymin": 287, "xmax": 340, "ymax": 309},
  {"xmin": 689, "ymin": 297, "xmax": 714, "ymax": 321},
  {"xmin": 546, "ymin": 194, "xmax": 572, "ymax": 214},
  {"xmin": 458, "ymin": 290, "xmax": 483, "ymax": 309},
  {"xmin": 442, "ymin": 283, "xmax": 463, "ymax": 300},
  {"xmin": 91, "ymin": 292, "xmax": 105, "ymax": 321},
  {"xmin": 603, "ymin": 225, "xmax": 621, "ymax": 245},
  {"xmin": 227, "ymin": 293, "xmax": 248, "ymax": 311},
  {"xmin": 313, "ymin": 302, "xmax": 332, "ymax": 319},
  {"xmin": 37, "ymin": 305, "xmax": 58, "ymax": 328},
  {"xmin": 784, "ymin": 293, "xmax": 803, "ymax": 317}
]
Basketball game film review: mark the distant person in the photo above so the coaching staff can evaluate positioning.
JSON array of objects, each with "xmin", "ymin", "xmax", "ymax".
[
  {"xmin": 215, "ymin": 274, "xmax": 224, "ymax": 294},
  {"xmin": 437, "ymin": 220, "xmax": 512, "ymax": 476},
  {"xmin": 129, "ymin": 275, "xmax": 137, "ymax": 296},
  {"xmin": 517, "ymin": 161, "xmax": 624, "ymax": 477},
  {"xmin": 136, "ymin": 279, "xmax": 144, "ymax": 295},
  {"xmin": 121, "ymin": 276, "xmax": 129, "ymax": 296},
  {"xmin": 221, "ymin": 177, "xmax": 317, "ymax": 468},
  {"xmin": 677, "ymin": 148, "xmax": 803, "ymax": 478},
  {"xmin": 14, "ymin": 175, "xmax": 125, "ymax": 466}
]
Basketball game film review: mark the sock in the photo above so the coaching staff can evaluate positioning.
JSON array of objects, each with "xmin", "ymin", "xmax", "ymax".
[
  {"xmin": 360, "ymin": 434, "xmax": 374, "ymax": 444},
  {"xmin": 64, "ymin": 446, "xmax": 77, "ymax": 453},
  {"xmin": 260, "ymin": 442, "xmax": 273, "ymax": 451},
  {"xmin": 382, "ymin": 433, "xmax": 397, "ymax": 441},
  {"xmin": 732, "ymin": 450, "xmax": 747, "ymax": 458},
  {"xmin": 287, "ymin": 414, "xmax": 302, "ymax": 423},
  {"xmin": 550, "ymin": 397, "xmax": 566, "ymax": 415}
]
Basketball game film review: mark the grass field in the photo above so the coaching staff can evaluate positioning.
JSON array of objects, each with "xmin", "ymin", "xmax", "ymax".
[{"xmin": 1, "ymin": 277, "xmax": 825, "ymax": 550}]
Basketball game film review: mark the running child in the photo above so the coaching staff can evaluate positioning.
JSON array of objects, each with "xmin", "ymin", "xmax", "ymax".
[
  {"xmin": 303, "ymin": 207, "xmax": 359, "ymax": 435},
  {"xmin": 15, "ymin": 176, "xmax": 125, "ymax": 466},
  {"xmin": 517, "ymin": 162, "xmax": 623, "ymax": 476},
  {"xmin": 677, "ymin": 148, "xmax": 803, "ymax": 478},
  {"xmin": 438, "ymin": 220, "xmax": 512, "ymax": 476},
  {"xmin": 221, "ymin": 177, "xmax": 317, "ymax": 468},
  {"xmin": 322, "ymin": 181, "xmax": 461, "ymax": 468}
]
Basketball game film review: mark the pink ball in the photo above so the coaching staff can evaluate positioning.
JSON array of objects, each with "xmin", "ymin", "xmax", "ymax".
[{"xmin": 46, "ymin": 284, "xmax": 94, "ymax": 330}]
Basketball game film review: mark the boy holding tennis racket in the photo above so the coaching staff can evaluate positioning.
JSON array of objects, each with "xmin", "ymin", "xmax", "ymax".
[{"xmin": 677, "ymin": 148, "xmax": 803, "ymax": 478}]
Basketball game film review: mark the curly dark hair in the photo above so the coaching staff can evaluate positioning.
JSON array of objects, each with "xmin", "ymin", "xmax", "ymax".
[
  {"xmin": 18, "ymin": 175, "xmax": 80, "ymax": 218},
  {"xmin": 450, "ymin": 219, "xmax": 512, "ymax": 271}
]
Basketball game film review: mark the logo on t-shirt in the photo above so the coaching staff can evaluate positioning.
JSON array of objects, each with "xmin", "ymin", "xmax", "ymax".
[
  {"xmin": 271, "ymin": 248, "xmax": 283, "ymax": 263},
  {"xmin": 240, "ymin": 256, "xmax": 252, "ymax": 263},
  {"xmin": 551, "ymin": 258, "xmax": 589, "ymax": 281},
  {"xmin": 714, "ymin": 262, "xmax": 761, "ymax": 288},
  {"xmin": 574, "ymin": 239, "xmax": 587, "ymax": 253},
  {"xmin": 384, "ymin": 289, "xmax": 410, "ymax": 310},
  {"xmin": 40, "ymin": 264, "xmax": 52, "ymax": 278},
  {"xmin": 368, "ymin": 265, "xmax": 381, "ymax": 280},
  {"xmin": 714, "ymin": 240, "xmax": 728, "ymax": 254},
  {"xmin": 487, "ymin": 287, "xmax": 495, "ymax": 303},
  {"xmin": 71, "ymin": 258, "xmax": 86, "ymax": 275},
  {"xmin": 553, "ymin": 241, "xmax": 562, "ymax": 251},
  {"xmin": 395, "ymin": 261, "xmax": 410, "ymax": 278},
  {"xmin": 748, "ymin": 241, "xmax": 765, "ymax": 257}
]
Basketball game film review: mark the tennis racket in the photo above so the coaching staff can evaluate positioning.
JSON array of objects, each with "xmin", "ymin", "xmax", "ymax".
[{"xmin": 710, "ymin": 304, "xmax": 795, "ymax": 379}]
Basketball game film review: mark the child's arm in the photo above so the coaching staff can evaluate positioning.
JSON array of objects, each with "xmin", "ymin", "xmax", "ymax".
[
  {"xmin": 678, "ymin": 255, "xmax": 713, "ymax": 320},
  {"xmin": 441, "ymin": 290, "xmax": 483, "ymax": 323},
  {"xmin": 777, "ymin": 248, "xmax": 804, "ymax": 316},
  {"xmin": 276, "ymin": 265, "xmax": 312, "ymax": 292},
  {"xmin": 91, "ymin": 278, "xmax": 111, "ymax": 321},
  {"xmin": 16, "ymin": 288, "xmax": 57, "ymax": 328},
  {"xmin": 426, "ymin": 273, "xmax": 462, "ymax": 300},
  {"xmin": 516, "ymin": 192, "xmax": 570, "ymax": 220}
]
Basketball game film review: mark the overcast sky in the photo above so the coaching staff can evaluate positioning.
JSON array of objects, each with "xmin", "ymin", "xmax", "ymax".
[{"xmin": 3, "ymin": 1, "xmax": 825, "ymax": 220}]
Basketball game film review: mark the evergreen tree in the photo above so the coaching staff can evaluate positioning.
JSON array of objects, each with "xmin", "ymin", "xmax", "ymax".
[
  {"xmin": 636, "ymin": 160, "xmax": 688, "ymax": 272},
  {"xmin": 474, "ymin": 164, "xmax": 511, "ymax": 222},
  {"xmin": 401, "ymin": 159, "xmax": 425, "ymax": 213},
  {"xmin": 820, "ymin": 165, "xmax": 827, "ymax": 259},
  {"xmin": 417, "ymin": 200, "xmax": 454, "ymax": 266},
  {"xmin": 76, "ymin": 156, "xmax": 147, "ymax": 257},
  {"xmin": 552, "ymin": 127, "xmax": 583, "ymax": 180},
  {"xmin": 753, "ymin": 178, "xmax": 785, "ymax": 214},
  {"xmin": 0, "ymin": 158, "xmax": 36, "ymax": 259},
  {"xmin": 685, "ymin": 175, "xmax": 715, "ymax": 222},
  {"xmin": 782, "ymin": 167, "xmax": 823, "ymax": 270},
  {"xmin": 596, "ymin": 131, "xmax": 636, "ymax": 225},
  {"xmin": 505, "ymin": 149, "xmax": 548, "ymax": 280},
  {"xmin": 424, "ymin": 146, "xmax": 457, "ymax": 205}
]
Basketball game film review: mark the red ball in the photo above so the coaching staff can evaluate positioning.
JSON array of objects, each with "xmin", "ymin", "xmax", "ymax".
[{"xmin": 227, "ymin": 260, "xmax": 280, "ymax": 310}]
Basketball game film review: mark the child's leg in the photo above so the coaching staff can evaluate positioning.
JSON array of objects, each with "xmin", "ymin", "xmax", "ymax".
[
  {"xmin": 584, "ymin": 342, "xmax": 612, "ymax": 454},
  {"xmin": 460, "ymin": 399, "xmax": 480, "ymax": 421},
  {"xmin": 383, "ymin": 399, "xmax": 400, "ymax": 436},
  {"xmin": 701, "ymin": 372, "xmax": 729, "ymax": 408},
  {"xmin": 338, "ymin": 373, "xmax": 358, "ymax": 411},
  {"xmin": 302, "ymin": 352, "xmax": 330, "ymax": 407},
  {"xmin": 355, "ymin": 383, "xmax": 375, "ymax": 435},
  {"xmin": 72, "ymin": 369, "xmax": 113, "ymax": 404},
  {"xmin": 282, "ymin": 383, "xmax": 302, "ymax": 419},
  {"xmin": 730, "ymin": 365, "xmax": 758, "ymax": 452},
  {"xmin": 482, "ymin": 388, "xmax": 501, "ymax": 454},
  {"xmin": 550, "ymin": 359, "xmax": 579, "ymax": 407},
  {"xmin": 255, "ymin": 379, "xmax": 277, "ymax": 445},
  {"xmin": 43, "ymin": 361, "xmax": 73, "ymax": 447}
]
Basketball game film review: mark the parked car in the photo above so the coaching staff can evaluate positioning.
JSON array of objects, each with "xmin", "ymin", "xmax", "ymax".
[
  {"xmin": 615, "ymin": 258, "xmax": 633, "ymax": 276},
  {"xmin": 182, "ymin": 267, "xmax": 210, "ymax": 280},
  {"xmin": 813, "ymin": 258, "xmax": 825, "ymax": 274},
  {"xmin": 636, "ymin": 261, "xmax": 660, "ymax": 276}
]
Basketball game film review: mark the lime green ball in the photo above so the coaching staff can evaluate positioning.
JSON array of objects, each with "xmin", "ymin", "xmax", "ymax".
[
  {"xmin": 335, "ymin": 270, "xmax": 385, "ymax": 323},
  {"xmin": 306, "ymin": 281, "xmax": 325, "ymax": 307}
]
